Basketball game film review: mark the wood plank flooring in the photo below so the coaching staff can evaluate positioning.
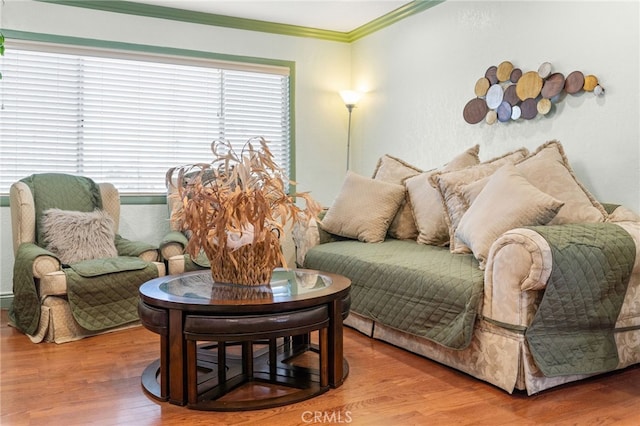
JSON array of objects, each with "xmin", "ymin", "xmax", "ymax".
[{"xmin": 1, "ymin": 309, "xmax": 639, "ymax": 426}]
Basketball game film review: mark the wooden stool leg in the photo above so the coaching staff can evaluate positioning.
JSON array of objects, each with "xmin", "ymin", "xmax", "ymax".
[
  {"xmin": 218, "ymin": 342, "xmax": 226, "ymax": 384},
  {"xmin": 269, "ymin": 338, "xmax": 278, "ymax": 377},
  {"xmin": 242, "ymin": 341, "xmax": 253, "ymax": 379},
  {"xmin": 160, "ymin": 335, "xmax": 169, "ymax": 399},
  {"xmin": 319, "ymin": 327, "xmax": 329, "ymax": 388},
  {"xmin": 293, "ymin": 333, "xmax": 310, "ymax": 346},
  {"xmin": 187, "ymin": 340, "xmax": 198, "ymax": 405}
]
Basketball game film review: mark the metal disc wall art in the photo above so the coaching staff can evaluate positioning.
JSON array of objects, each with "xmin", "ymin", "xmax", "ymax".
[{"xmin": 463, "ymin": 61, "xmax": 605, "ymax": 125}]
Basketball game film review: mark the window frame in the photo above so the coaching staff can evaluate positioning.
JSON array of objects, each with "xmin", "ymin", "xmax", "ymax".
[{"xmin": 0, "ymin": 30, "xmax": 297, "ymax": 206}]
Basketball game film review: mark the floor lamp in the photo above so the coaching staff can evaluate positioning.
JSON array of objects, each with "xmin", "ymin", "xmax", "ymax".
[{"xmin": 339, "ymin": 90, "xmax": 362, "ymax": 170}]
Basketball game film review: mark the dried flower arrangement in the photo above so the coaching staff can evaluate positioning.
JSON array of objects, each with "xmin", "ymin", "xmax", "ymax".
[{"xmin": 167, "ymin": 137, "xmax": 321, "ymax": 286}]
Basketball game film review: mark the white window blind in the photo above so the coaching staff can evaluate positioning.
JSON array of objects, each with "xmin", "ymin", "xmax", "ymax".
[{"xmin": 0, "ymin": 43, "xmax": 291, "ymax": 195}]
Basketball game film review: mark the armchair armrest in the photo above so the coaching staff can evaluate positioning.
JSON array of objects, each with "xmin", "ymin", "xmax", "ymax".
[
  {"xmin": 114, "ymin": 235, "xmax": 159, "ymax": 262},
  {"xmin": 17, "ymin": 242, "xmax": 62, "ymax": 279},
  {"xmin": 160, "ymin": 231, "xmax": 189, "ymax": 261}
]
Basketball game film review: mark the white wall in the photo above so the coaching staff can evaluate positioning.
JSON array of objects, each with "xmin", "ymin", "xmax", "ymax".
[
  {"xmin": 350, "ymin": 0, "xmax": 639, "ymax": 213},
  {"xmin": 1, "ymin": 0, "xmax": 639, "ymax": 301},
  {"xmin": 0, "ymin": 0, "xmax": 351, "ymax": 300}
]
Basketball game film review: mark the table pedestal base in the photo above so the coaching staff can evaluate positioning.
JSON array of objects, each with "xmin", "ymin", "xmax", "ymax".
[{"xmin": 142, "ymin": 339, "xmax": 349, "ymax": 411}]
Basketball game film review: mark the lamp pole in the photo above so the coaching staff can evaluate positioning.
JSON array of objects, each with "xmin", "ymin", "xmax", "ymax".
[
  {"xmin": 345, "ymin": 103, "xmax": 355, "ymax": 170},
  {"xmin": 339, "ymin": 90, "xmax": 362, "ymax": 171}
]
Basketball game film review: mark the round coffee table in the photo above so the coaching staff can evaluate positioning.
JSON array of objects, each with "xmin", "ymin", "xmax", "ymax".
[{"xmin": 138, "ymin": 268, "xmax": 351, "ymax": 411}]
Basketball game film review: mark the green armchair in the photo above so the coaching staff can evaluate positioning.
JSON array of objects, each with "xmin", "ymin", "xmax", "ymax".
[{"xmin": 9, "ymin": 173, "xmax": 165, "ymax": 343}]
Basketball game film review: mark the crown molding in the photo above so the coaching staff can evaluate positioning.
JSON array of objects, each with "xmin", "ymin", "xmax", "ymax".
[
  {"xmin": 1, "ymin": 29, "xmax": 295, "ymax": 70},
  {"xmin": 349, "ymin": 0, "xmax": 445, "ymax": 42},
  {"xmin": 35, "ymin": 0, "xmax": 445, "ymax": 43}
]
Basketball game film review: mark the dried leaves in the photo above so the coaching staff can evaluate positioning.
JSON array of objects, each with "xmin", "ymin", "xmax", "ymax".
[{"xmin": 167, "ymin": 137, "xmax": 321, "ymax": 285}]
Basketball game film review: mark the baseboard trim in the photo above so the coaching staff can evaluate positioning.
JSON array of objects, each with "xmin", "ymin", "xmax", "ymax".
[{"xmin": 1, "ymin": 294, "xmax": 14, "ymax": 310}]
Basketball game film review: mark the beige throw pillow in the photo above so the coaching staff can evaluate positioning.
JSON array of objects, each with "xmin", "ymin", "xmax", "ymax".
[
  {"xmin": 373, "ymin": 155, "xmax": 422, "ymax": 240},
  {"xmin": 320, "ymin": 171, "xmax": 405, "ymax": 243},
  {"xmin": 431, "ymin": 147, "xmax": 529, "ymax": 253},
  {"xmin": 405, "ymin": 144, "xmax": 480, "ymax": 246},
  {"xmin": 455, "ymin": 140, "xmax": 608, "ymax": 226},
  {"xmin": 41, "ymin": 208, "xmax": 118, "ymax": 264},
  {"xmin": 455, "ymin": 164, "xmax": 564, "ymax": 269},
  {"xmin": 515, "ymin": 140, "xmax": 607, "ymax": 224}
]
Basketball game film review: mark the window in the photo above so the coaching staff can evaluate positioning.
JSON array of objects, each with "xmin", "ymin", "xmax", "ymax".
[{"xmin": 0, "ymin": 41, "xmax": 291, "ymax": 196}]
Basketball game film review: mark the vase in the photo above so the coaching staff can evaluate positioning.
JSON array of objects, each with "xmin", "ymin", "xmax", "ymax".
[{"xmin": 204, "ymin": 238, "xmax": 281, "ymax": 286}]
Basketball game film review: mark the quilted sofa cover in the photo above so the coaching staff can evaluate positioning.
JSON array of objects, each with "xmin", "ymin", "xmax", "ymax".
[{"xmin": 302, "ymin": 206, "xmax": 640, "ymax": 394}]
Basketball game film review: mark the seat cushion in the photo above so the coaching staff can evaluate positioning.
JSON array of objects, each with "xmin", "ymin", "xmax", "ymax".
[{"xmin": 304, "ymin": 239, "xmax": 485, "ymax": 349}]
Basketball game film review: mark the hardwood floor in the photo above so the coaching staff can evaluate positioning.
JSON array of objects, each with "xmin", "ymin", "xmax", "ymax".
[{"xmin": 1, "ymin": 309, "xmax": 639, "ymax": 426}]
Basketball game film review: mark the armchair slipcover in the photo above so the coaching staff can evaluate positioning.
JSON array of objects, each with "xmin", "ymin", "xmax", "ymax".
[
  {"xmin": 159, "ymin": 174, "xmax": 211, "ymax": 275},
  {"xmin": 9, "ymin": 173, "xmax": 165, "ymax": 343}
]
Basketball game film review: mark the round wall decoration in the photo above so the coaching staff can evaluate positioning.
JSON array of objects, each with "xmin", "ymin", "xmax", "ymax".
[
  {"xmin": 565, "ymin": 71, "xmax": 585, "ymax": 94},
  {"xmin": 583, "ymin": 75, "xmax": 599, "ymax": 91},
  {"xmin": 541, "ymin": 73, "xmax": 565, "ymax": 99},
  {"xmin": 497, "ymin": 101, "xmax": 512, "ymax": 122},
  {"xmin": 520, "ymin": 98, "xmax": 538, "ymax": 120},
  {"xmin": 463, "ymin": 61, "xmax": 604, "ymax": 125},
  {"xmin": 463, "ymin": 98, "xmax": 489, "ymax": 124},
  {"xmin": 474, "ymin": 77, "xmax": 490, "ymax": 97},
  {"xmin": 503, "ymin": 84, "xmax": 519, "ymax": 106},
  {"xmin": 486, "ymin": 84, "xmax": 504, "ymax": 109},
  {"xmin": 485, "ymin": 66, "xmax": 498, "ymax": 84},
  {"xmin": 516, "ymin": 71, "xmax": 543, "ymax": 101},
  {"xmin": 510, "ymin": 68, "xmax": 522, "ymax": 83},
  {"xmin": 496, "ymin": 61, "xmax": 514, "ymax": 82},
  {"xmin": 538, "ymin": 62, "xmax": 552, "ymax": 79},
  {"xmin": 537, "ymin": 98, "xmax": 552, "ymax": 115},
  {"xmin": 511, "ymin": 105, "xmax": 522, "ymax": 120},
  {"xmin": 485, "ymin": 109, "xmax": 498, "ymax": 125}
]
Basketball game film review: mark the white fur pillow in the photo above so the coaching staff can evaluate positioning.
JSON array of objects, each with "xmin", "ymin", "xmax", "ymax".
[{"xmin": 41, "ymin": 208, "xmax": 118, "ymax": 264}]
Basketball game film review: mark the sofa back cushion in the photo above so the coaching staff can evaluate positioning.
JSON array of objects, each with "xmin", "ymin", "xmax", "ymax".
[
  {"xmin": 372, "ymin": 154, "xmax": 422, "ymax": 240},
  {"xmin": 320, "ymin": 171, "xmax": 405, "ymax": 243}
]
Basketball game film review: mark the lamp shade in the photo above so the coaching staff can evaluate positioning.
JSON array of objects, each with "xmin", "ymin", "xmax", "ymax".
[{"xmin": 339, "ymin": 90, "xmax": 362, "ymax": 107}]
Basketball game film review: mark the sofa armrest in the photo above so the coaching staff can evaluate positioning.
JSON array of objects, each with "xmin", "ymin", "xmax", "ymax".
[
  {"xmin": 292, "ymin": 219, "xmax": 320, "ymax": 267},
  {"xmin": 293, "ymin": 209, "xmax": 351, "ymax": 267},
  {"xmin": 483, "ymin": 228, "xmax": 551, "ymax": 327},
  {"xmin": 483, "ymin": 221, "xmax": 640, "ymax": 328}
]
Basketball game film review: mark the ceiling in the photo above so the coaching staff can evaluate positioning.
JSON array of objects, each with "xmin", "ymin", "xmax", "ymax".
[{"xmin": 134, "ymin": 1, "xmax": 414, "ymax": 33}]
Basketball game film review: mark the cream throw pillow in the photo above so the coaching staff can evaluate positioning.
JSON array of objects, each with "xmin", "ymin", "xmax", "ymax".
[
  {"xmin": 320, "ymin": 171, "xmax": 405, "ymax": 243},
  {"xmin": 431, "ymin": 147, "xmax": 530, "ymax": 253},
  {"xmin": 41, "ymin": 208, "xmax": 118, "ymax": 264},
  {"xmin": 405, "ymin": 144, "xmax": 480, "ymax": 246},
  {"xmin": 373, "ymin": 154, "xmax": 422, "ymax": 240},
  {"xmin": 453, "ymin": 141, "xmax": 608, "ymax": 226},
  {"xmin": 515, "ymin": 140, "xmax": 607, "ymax": 224},
  {"xmin": 455, "ymin": 164, "xmax": 564, "ymax": 269}
]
